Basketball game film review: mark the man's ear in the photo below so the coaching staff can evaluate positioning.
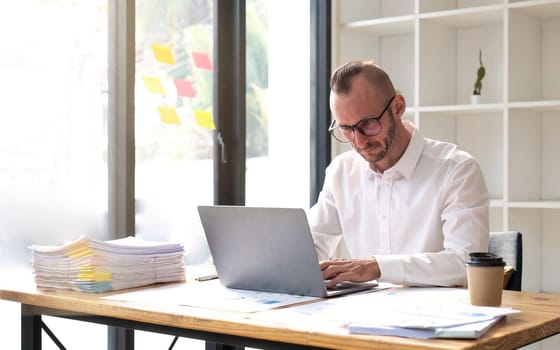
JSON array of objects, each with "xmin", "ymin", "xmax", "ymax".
[{"xmin": 393, "ymin": 94, "xmax": 407, "ymax": 118}]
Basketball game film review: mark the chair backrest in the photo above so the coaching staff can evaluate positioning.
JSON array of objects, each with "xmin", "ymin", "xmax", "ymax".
[{"xmin": 488, "ymin": 231, "xmax": 523, "ymax": 291}]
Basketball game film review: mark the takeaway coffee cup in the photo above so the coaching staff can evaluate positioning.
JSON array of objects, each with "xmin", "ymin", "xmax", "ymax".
[{"xmin": 466, "ymin": 252, "xmax": 506, "ymax": 306}]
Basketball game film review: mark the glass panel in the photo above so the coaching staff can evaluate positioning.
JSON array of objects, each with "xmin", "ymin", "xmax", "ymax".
[
  {"xmin": 135, "ymin": 0, "xmax": 214, "ymax": 262},
  {"xmin": 135, "ymin": 2, "xmax": 214, "ymax": 347},
  {"xmin": 245, "ymin": 0, "xmax": 311, "ymax": 208},
  {"xmin": 0, "ymin": 1, "xmax": 109, "ymax": 348}
]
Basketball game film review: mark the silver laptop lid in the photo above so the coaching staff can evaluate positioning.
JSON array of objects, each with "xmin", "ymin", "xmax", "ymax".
[{"xmin": 197, "ymin": 205, "xmax": 328, "ymax": 297}]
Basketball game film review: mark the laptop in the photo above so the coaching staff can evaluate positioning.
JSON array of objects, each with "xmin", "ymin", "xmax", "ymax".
[{"xmin": 197, "ymin": 205, "xmax": 378, "ymax": 298}]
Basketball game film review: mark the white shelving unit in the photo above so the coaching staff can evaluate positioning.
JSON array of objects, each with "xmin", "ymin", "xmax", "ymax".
[{"xmin": 332, "ymin": 0, "xmax": 560, "ymax": 295}]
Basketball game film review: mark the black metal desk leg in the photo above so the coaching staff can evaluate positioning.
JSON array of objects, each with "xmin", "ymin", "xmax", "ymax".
[
  {"xmin": 108, "ymin": 326, "xmax": 134, "ymax": 350},
  {"xmin": 205, "ymin": 342, "xmax": 244, "ymax": 350},
  {"xmin": 21, "ymin": 304, "xmax": 42, "ymax": 350}
]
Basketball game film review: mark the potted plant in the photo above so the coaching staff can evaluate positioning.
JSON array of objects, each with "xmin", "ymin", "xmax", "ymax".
[{"xmin": 471, "ymin": 49, "xmax": 485, "ymax": 104}]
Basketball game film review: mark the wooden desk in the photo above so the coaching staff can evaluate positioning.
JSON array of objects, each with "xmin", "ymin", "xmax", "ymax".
[{"xmin": 2, "ymin": 280, "xmax": 560, "ymax": 350}]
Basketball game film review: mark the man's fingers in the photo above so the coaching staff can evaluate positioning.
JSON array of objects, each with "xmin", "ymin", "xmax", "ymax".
[
  {"xmin": 326, "ymin": 274, "xmax": 348, "ymax": 288},
  {"xmin": 320, "ymin": 259, "xmax": 351, "ymax": 270},
  {"xmin": 323, "ymin": 260, "xmax": 378, "ymax": 284},
  {"xmin": 322, "ymin": 263, "xmax": 362, "ymax": 285},
  {"xmin": 320, "ymin": 259, "xmax": 379, "ymax": 288},
  {"xmin": 321, "ymin": 262, "xmax": 347, "ymax": 279}
]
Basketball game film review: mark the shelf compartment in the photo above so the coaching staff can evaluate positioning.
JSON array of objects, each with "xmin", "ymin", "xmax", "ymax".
[
  {"xmin": 508, "ymin": 4, "xmax": 560, "ymax": 102},
  {"xmin": 508, "ymin": 109, "xmax": 560, "ymax": 201},
  {"xmin": 419, "ymin": 11, "xmax": 503, "ymax": 106}
]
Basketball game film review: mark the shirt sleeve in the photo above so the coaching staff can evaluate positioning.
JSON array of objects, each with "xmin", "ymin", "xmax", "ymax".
[
  {"xmin": 308, "ymin": 162, "xmax": 344, "ymax": 261},
  {"xmin": 377, "ymin": 157, "xmax": 489, "ymax": 287}
]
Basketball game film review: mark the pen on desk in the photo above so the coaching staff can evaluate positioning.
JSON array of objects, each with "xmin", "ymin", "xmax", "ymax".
[{"xmin": 196, "ymin": 274, "xmax": 219, "ymax": 282}]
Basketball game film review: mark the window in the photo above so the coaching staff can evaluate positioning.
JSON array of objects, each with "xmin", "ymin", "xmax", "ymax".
[
  {"xmin": 245, "ymin": 0, "xmax": 310, "ymax": 208},
  {"xmin": 0, "ymin": 1, "xmax": 109, "ymax": 348},
  {"xmin": 134, "ymin": 0, "xmax": 214, "ymax": 266},
  {"xmin": 0, "ymin": 1, "xmax": 318, "ymax": 348}
]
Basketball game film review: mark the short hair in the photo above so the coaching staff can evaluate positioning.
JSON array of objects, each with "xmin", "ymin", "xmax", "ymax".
[{"xmin": 330, "ymin": 60, "xmax": 395, "ymax": 95}]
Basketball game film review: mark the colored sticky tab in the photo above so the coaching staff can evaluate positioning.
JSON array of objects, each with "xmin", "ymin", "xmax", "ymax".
[
  {"xmin": 77, "ymin": 266, "xmax": 111, "ymax": 282},
  {"xmin": 192, "ymin": 51, "xmax": 213, "ymax": 70},
  {"xmin": 174, "ymin": 79, "xmax": 196, "ymax": 98},
  {"xmin": 152, "ymin": 43, "xmax": 175, "ymax": 64},
  {"xmin": 142, "ymin": 76, "xmax": 165, "ymax": 94},
  {"xmin": 67, "ymin": 247, "xmax": 93, "ymax": 259},
  {"xmin": 194, "ymin": 110, "xmax": 216, "ymax": 129},
  {"xmin": 157, "ymin": 106, "xmax": 181, "ymax": 125}
]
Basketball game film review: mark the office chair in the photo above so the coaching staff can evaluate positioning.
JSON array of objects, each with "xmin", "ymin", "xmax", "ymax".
[{"xmin": 488, "ymin": 231, "xmax": 523, "ymax": 291}]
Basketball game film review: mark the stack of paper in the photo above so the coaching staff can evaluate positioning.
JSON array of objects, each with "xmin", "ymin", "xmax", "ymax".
[
  {"xmin": 348, "ymin": 313, "xmax": 509, "ymax": 339},
  {"xmin": 30, "ymin": 236, "xmax": 185, "ymax": 293},
  {"xmin": 345, "ymin": 289, "xmax": 520, "ymax": 339}
]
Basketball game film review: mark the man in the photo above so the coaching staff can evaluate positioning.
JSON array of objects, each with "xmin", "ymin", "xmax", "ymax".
[{"xmin": 310, "ymin": 60, "xmax": 489, "ymax": 288}]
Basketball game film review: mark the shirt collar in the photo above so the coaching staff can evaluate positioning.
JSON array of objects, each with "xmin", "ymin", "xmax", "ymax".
[{"xmin": 371, "ymin": 121, "xmax": 425, "ymax": 180}]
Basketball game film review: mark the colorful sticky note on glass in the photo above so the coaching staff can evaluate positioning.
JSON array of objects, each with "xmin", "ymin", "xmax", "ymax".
[
  {"xmin": 174, "ymin": 79, "xmax": 196, "ymax": 98},
  {"xmin": 152, "ymin": 44, "xmax": 175, "ymax": 64},
  {"xmin": 142, "ymin": 76, "xmax": 165, "ymax": 94},
  {"xmin": 157, "ymin": 106, "xmax": 181, "ymax": 125},
  {"xmin": 192, "ymin": 51, "xmax": 213, "ymax": 70},
  {"xmin": 194, "ymin": 110, "xmax": 215, "ymax": 130}
]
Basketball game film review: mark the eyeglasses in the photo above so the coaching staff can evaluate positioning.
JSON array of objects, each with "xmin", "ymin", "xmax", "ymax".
[{"xmin": 329, "ymin": 95, "xmax": 395, "ymax": 143}]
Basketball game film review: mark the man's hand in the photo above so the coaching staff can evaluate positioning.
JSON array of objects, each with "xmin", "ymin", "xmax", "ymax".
[{"xmin": 320, "ymin": 258, "xmax": 381, "ymax": 288}]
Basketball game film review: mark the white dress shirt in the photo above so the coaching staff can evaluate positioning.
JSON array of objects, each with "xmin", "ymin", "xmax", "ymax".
[{"xmin": 309, "ymin": 122, "xmax": 489, "ymax": 287}]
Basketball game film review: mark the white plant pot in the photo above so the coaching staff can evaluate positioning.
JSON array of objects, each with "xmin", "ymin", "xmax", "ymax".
[{"xmin": 471, "ymin": 95, "xmax": 480, "ymax": 104}]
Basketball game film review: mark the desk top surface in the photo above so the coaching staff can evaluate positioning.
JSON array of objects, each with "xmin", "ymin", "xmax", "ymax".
[{"xmin": 2, "ymin": 274, "xmax": 560, "ymax": 350}]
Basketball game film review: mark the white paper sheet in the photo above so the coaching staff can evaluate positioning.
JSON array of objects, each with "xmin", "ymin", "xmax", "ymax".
[{"xmin": 103, "ymin": 280, "xmax": 317, "ymax": 313}]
